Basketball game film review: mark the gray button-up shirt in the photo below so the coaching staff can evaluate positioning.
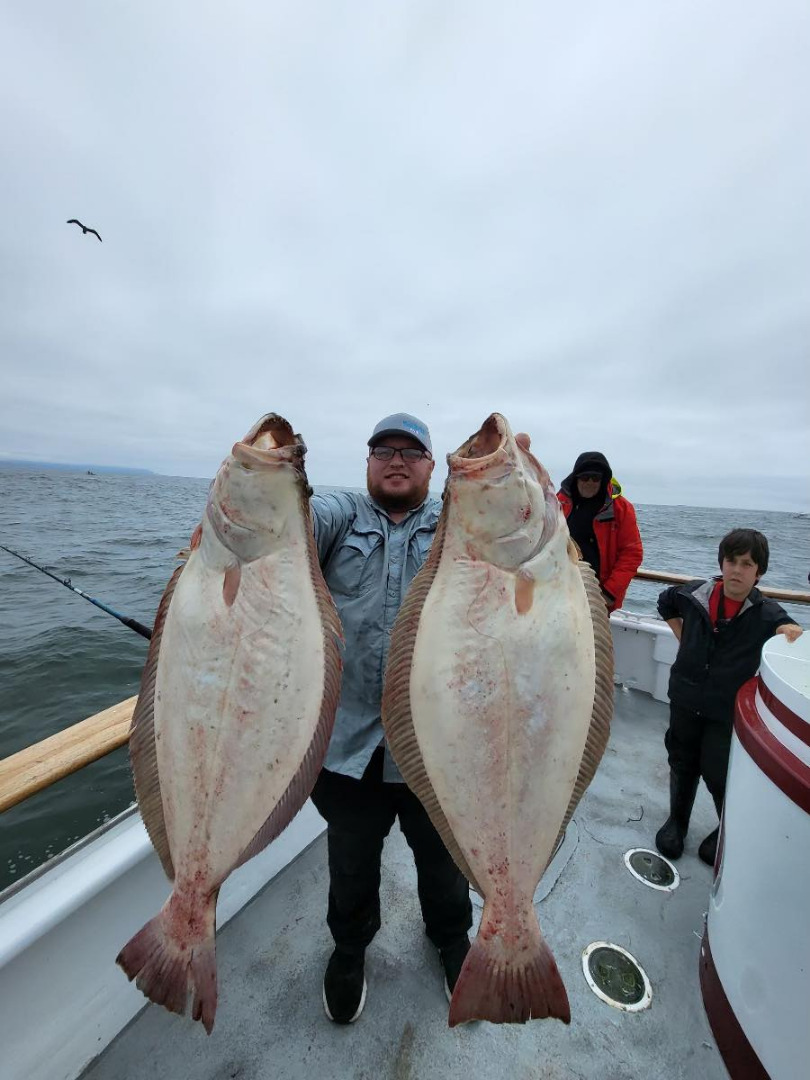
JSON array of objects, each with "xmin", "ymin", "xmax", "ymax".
[{"xmin": 311, "ymin": 489, "xmax": 440, "ymax": 782}]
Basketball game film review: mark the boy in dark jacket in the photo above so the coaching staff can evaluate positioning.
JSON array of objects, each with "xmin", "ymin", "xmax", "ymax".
[{"xmin": 655, "ymin": 528, "xmax": 802, "ymax": 866}]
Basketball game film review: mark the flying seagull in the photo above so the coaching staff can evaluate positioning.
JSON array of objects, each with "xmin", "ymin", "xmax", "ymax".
[{"xmin": 67, "ymin": 219, "xmax": 102, "ymax": 242}]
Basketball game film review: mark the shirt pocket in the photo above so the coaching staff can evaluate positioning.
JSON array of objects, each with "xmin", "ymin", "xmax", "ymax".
[
  {"xmin": 407, "ymin": 527, "xmax": 436, "ymax": 580},
  {"xmin": 327, "ymin": 528, "xmax": 383, "ymax": 597}
]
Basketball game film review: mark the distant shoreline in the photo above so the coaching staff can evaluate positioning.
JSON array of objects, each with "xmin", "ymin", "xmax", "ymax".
[
  {"xmin": 0, "ymin": 465, "xmax": 807, "ymax": 515},
  {"xmin": 0, "ymin": 460, "xmax": 154, "ymax": 476}
]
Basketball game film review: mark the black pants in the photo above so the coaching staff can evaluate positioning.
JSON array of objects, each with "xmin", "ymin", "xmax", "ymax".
[
  {"xmin": 664, "ymin": 702, "xmax": 732, "ymax": 806},
  {"xmin": 310, "ymin": 748, "xmax": 472, "ymax": 954}
]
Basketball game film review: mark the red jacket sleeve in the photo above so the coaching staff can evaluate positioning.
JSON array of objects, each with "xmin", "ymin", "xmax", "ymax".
[{"xmin": 601, "ymin": 499, "xmax": 643, "ymax": 610}]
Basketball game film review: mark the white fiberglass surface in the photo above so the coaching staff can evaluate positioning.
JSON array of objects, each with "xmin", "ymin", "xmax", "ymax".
[{"xmin": 761, "ymin": 633, "xmax": 810, "ymax": 724}]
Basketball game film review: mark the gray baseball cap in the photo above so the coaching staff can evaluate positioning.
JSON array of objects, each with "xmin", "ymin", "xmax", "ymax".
[{"xmin": 367, "ymin": 412, "xmax": 432, "ymax": 455}]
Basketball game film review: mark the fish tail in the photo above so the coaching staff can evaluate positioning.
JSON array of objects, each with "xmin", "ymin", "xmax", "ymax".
[
  {"xmin": 448, "ymin": 909, "xmax": 570, "ymax": 1027},
  {"xmin": 116, "ymin": 890, "xmax": 218, "ymax": 1034}
]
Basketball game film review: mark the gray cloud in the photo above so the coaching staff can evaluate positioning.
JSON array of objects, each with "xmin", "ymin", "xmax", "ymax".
[{"xmin": 1, "ymin": 0, "xmax": 808, "ymax": 511}]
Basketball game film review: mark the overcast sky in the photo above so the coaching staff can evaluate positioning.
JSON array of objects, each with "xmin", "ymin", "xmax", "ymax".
[{"xmin": 1, "ymin": 1, "xmax": 808, "ymax": 511}]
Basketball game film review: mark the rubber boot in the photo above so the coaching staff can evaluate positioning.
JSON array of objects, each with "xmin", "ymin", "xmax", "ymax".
[
  {"xmin": 698, "ymin": 828, "xmax": 719, "ymax": 866},
  {"xmin": 655, "ymin": 772, "xmax": 699, "ymax": 860},
  {"xmin": 698, "ymin": 789, "xmax": 724, "ymax": 867}
]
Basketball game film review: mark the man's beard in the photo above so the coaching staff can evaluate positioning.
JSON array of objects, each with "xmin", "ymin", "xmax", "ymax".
[{"xmin": 367, "ymin": 472, "xmax": 430, "ymax": 512}]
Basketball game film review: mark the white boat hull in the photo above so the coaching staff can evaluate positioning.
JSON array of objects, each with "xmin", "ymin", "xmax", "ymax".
[{"xmin": 0, "ymin": 801, "xmax": 326, "ymax": 1080}]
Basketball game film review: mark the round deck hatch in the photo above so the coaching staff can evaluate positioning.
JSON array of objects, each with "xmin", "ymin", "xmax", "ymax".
[
  {"xmin": 624, "ymin": 848, "xmax": 679, "ymax": 891},
  {"xmin": 581, "ymin": 942, "xmax": 652, "ymax": 1011}
]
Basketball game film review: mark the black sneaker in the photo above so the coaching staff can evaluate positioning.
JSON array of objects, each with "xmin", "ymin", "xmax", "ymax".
[
  {"xmin": 323, "ymin": 948, "xmax": 367, "ymax": 1024},
  {"xmin": 439, "ymin": 937, "xmax": 471, "ymax": 1003}
]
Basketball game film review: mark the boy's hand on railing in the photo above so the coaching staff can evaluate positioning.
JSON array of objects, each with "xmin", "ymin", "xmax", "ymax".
[{"xmin": 776, "ymin": 623, "xmax": 803, "ymax": 644}]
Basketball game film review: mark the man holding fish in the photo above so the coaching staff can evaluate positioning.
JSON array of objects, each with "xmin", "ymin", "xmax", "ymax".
[
  {"xmin": 309, "ymin": 412, "xmax": 474, "ymax": 1024},
  {"xmin": 310, "ymin": 411, "xmax": 612, "ymax": 1027},
  {"xmin": 118, "ymin": 410, "xmax": 610, "ymax": 1032}
]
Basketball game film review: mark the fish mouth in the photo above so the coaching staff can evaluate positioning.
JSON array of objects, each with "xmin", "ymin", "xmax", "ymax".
[
  {"xmin": 231, "ymin": 413, "xmax": 306, "ymax": 470},
  {"xmin": 449, "ymin": 414, "xmax": 509, "ymax": 475},
  {"xmin": 448, "ymin": 412, "xmax": 557, "ymax": 548},
  {"xmin": 454, "ymin": 414, "xmax": 505, "ymax": 463},
  {"xmin": 445, "ymin": 413, "xmax": 559, "ymax": 565},
  {"xmin": 449, "ymin": 413, "xmax": 537, "ymax": 483},
  {"xmin": 450, "ymin": 413, "xmax": 552, "ymax": 490}
]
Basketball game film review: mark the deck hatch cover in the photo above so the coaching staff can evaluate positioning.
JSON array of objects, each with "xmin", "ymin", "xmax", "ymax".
[
  {"xmin": 581, "ymin": 942, "xmax": 652, "ymax": 1012},
  {"xmin": 624, "ymin": 848, "xmax": 679, "ymax": 891}
]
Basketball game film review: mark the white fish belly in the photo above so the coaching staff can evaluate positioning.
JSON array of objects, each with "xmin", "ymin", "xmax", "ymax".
[
  {"xmin": 409, "ymin": 556, "xmax": 595, "ymax": 897},
  {"xmin": 155, "ymin": 538, "xmax": 324, "ymax": 885}
]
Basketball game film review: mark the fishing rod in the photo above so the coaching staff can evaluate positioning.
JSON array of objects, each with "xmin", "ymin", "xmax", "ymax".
[{"xmin": 0, "ymin": 544, "xmax": 153, "ymax": 640}]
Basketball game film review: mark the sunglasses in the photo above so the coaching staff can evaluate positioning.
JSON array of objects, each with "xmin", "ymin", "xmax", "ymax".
[
  {"xmin": 577, "ymin": 472, "xmax": 602, "ymax": 483},
  {"xmin": 370, "ymin": 446, "xmax": 432, "ymax": 463}
]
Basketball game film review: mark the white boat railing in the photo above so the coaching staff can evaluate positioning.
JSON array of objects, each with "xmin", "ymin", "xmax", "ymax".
[
  {"xmin": 0, "ymin": 697, "xmax": 134, "ymax": 813},
  {"xmin": 633, "ymin": 567, "xmax": 810, "ymax": 604}
]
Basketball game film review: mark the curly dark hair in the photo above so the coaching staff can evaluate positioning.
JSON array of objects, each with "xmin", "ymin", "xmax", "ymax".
[{"xmin": 718, "ymin": 528, "xmax": 769, "ymax": 576}]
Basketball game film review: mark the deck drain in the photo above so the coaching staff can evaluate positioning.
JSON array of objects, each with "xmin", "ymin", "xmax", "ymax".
[
  {"xmin": 624, "ymin": 848, "xmax": 679, "ymax": 891},
  {"xmin": 581, "ymin": 942, "xmax": 652, "ymax": 1012}
]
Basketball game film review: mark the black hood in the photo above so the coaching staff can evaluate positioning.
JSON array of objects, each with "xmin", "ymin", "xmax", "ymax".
[{"xmin": 560, "ymin": 451, "xmax": 612, "ymax": 497}]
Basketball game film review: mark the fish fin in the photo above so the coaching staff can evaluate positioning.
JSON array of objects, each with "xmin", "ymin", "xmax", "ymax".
[
  {"xmin": 222, "ymin": 563, "xmax": 241, "ymax": 606},
  {"xmin": 548, "ymin": 560, "xmax": 614, "ymax": 857},
  {"xmin": 116, "ymin": 888, "xmax": 218, "ymax": 1034},
  {"xmin": 449, "ymin": 913, "xmax": 570, "ymax": 1026},
  {"xmin": 567, "ymin": 537, "xmax": 582, "ymax": 563},
  {"xmin": 176, "ymin": 522, "xmax": 203, "ymax": 561},
  {"xmin": 514, "ymin": 569, "xmax": 535, "ymax": 614},
  {"xmin": 382, "ymin": 505, "xmax": 483, "ymax": 896},
  {"xmin": 234, "ymin": 493, "xmax": 343, "ymax": 869},
  {"xmin": 128, "ymin": 563, "xmax": 186, "ymax": 880}
]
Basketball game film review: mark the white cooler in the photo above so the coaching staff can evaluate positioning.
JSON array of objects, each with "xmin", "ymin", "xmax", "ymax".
[{"xmin": 700, "ymin": 632, "xmax": 810, "ymax": 1079}]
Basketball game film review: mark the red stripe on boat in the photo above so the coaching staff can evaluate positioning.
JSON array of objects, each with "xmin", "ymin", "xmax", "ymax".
[
  {"xmin": 735, "ymin": 679, "xmax": 810, "ymax": 816},
  {"xmin": 757, "ymin": 675, "xmax": 810, "ymax": 748},
  {"xmin": 699, "ymin": 931, "xmax": 769, "ymax": 1080}
]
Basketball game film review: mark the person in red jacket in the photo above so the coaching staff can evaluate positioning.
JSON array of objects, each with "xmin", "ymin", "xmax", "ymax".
[{"xmin": 557, "ymin": 451, "xmax": 643, "ymax": 612}]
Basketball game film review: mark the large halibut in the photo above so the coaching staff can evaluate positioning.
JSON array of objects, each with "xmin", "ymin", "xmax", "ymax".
[
  {"xmin": 383, "ymin": 413, "xmax": 613, "ymax": 1026},
  {"xmin": 116, "ymin": 414, "xmax": 342, "ymax": 1032}
]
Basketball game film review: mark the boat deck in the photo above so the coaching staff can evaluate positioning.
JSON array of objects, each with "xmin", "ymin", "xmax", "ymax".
[{"xmin": 81, "ymin": 688, "xmax": 728, "ymax": 1080}]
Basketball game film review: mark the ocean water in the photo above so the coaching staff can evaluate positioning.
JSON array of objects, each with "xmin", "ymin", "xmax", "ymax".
[{"xmin": 1, "ymin": 468, "xmax": 808, "ymax": 892}]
